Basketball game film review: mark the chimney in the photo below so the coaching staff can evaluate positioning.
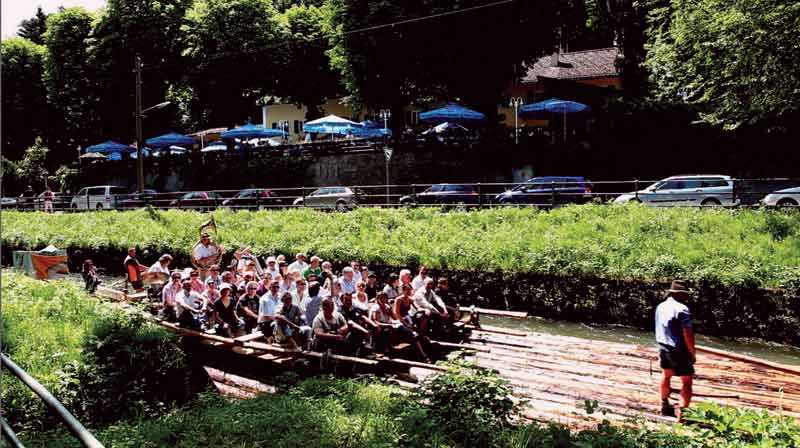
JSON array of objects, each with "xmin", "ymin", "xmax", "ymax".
[{"xmin": 550, "ymin": 50, "xmax": 560, "ymax": 67}]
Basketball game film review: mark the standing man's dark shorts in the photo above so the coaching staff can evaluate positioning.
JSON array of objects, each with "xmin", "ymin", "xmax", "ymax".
[{"xmin": 659, "ymin": 343, "xmax": 695, "ymax": 376}]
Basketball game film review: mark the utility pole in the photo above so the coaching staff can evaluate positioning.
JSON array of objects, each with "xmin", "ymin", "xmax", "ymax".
[
  {"xmin": 134, "ymin": 55, "xmax": 144, "ymax": 192},
  {"xmin": 510, "ymin": 97, "xmax": 522, "ymax": 145}
]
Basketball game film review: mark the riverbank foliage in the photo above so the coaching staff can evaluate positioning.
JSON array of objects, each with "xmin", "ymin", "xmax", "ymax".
[
  {"xmin": 3, "ymin": 206, "xmax": 800, "ymax": 290},
  {"xmin": 0, "ymin": 271, "xmax": 195, "ymax": 434},
  {"xmin": 26, "ymin": 371, "xmax": 800, "ymax": 448}
]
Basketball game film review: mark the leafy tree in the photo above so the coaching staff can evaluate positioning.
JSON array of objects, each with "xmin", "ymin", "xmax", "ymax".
[
  {"xmin": 646, "ymin": 0, "xmax": 800, "ymax": 129},
  {"xmin": 89, "ymin": 0, "xmax": 193, "ymax": 142},
  {"xmin": 1, "ymin": 38, "xmax": 48, "ymax": 161},
  {"xmin": 43, "ymin": 7, "xmax": 101, "ymax": 159},
  {"xmin": 182, "ymin": 0, "xmax": 287, "ymax": 127},
  {"xmin": 16, "ymin": 137, "xmax": 50, "ymax": 189},
  {"xmin": 273, "ymin": 3, "xmax": 340, "ymax": 120},
  {"xmin": 328, "ymin": 0, "xmax": 559, "ymax": 126},
  {"xmin": 17, "ymin": 6, "xmax": 49, "ymax": 45}
]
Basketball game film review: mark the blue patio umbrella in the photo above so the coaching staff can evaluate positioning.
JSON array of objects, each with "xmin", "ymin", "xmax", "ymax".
[
  {"xmin": 519, "ymin": 98, "xmax": 590, "ymax": 143},
  {"xmin": 221, "ymin": 123, "xmax": 287, "ymax": 140},
  {"xmin": 84, "ymin": 140, "xmax": 135, "ymax": 154},
  {"xmin": 419, "ymin": 103, "xmax": 486, "ymax": 124},
  {"xmin": 146, "ymin": 132, "xmax": 195, "ymax": 148}
]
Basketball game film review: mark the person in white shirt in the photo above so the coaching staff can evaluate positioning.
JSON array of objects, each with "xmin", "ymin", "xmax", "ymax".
[
  {"xmin": 338, "ymin": 267, "xmax": 357, "ymax": 295},
  {"xmin": 176, "ymin": 280, "xmax": 206, "ymax": 330},
  {"xmin": 288, "ymin": 253, "xmax": 309, "ymax": 275},
  {"xmin": 279, "ymin": 271, "xmax": 297, "ymax": 296},
  {"xmin": 264, "ymin": 256, "xmax": 281, "ymax": 280},
  {"xmin": 399, "ymin": 269, "xmax": 413, "ymax": 292},
  {"xmin": 413, "ymin": 278, "xmax": 449, "ymax": 335},
  {"xmin": 148, "ymin": 254, "xmax": 173, "ymax": 275},
  {"xmin": 350, "ymin": 261, "xmax": 363, "ymax": 283},
  {"xmin": 292, "ymin": 277, "xmax": 309, "ymax": 308},
  {"xmin": 258, "ymin": 281, "xmax": 282, "ymax": 338},
  {"xmin": 193, "ymin": 232, "xmax": 219, "ymax": 264},
  {"xmin": 411, "ymin": 266, "xmax": 429, "ymax": 292},
  {"xmin": 161, "ymin": 271, "xmax": 183, "ymax": 322}
]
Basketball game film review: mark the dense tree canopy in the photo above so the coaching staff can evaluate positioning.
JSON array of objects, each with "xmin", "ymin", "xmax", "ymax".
[
  {"xmin": 646, "ymin": 0, "xmax": 800, "ymax": 129},
  {"xmin": 17, "ymin": 6, "xmax": 49, "ymax": 45},
  {"xmin": 328, "ymin": 0, "xmax": 559, "ymax": 123},
  {"xmin": 1, "ymin": 38, "xmax": 48, "ymax": 160},
  {"xmin": 182, "ymin": 0, "xmax": 287, "ymax": 127},
  {"xmin": 43, "ymin": 7, "xmax": 100, "ymax": 160}
]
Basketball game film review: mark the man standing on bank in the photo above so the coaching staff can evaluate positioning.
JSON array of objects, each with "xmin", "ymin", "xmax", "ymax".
[{"xmin": 655, "ymin": 280, "xmax": 696, "ymax": 418}]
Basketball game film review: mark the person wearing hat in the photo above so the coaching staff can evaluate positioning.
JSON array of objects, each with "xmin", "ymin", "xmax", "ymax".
[
  {"xmin": 288, "ymin": 253, "xmax": 308, "ymax": 274},
  {"xmin": 176, "ymin": 279, "xmax": 206, "ymax": 330},
  {"xmin": 265, "ymin": 256, "xmax": 281, "ymax": 280},
  {"xmin": 302, "ymin": 256, "xmax": 322, "ymax": 280},
  {"xmin": 193, "ymin": 231, "xmax": 222, "ymax": 279},
  {"xmin": 655, "ymin": 280, "xmax": 696, "ymax": 418}
]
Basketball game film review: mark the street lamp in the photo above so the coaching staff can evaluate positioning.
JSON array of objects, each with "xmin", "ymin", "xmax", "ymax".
[
  {"xmin": 134, "ymin": 55, "xmax": 171, "ymax": 192},
  {"xmin": 510, "ymin": 97, "xmax": 523, "ymax": 145},
  {"xmin": 379, "ymin": 109, "xmax": 391, "ymax": 131},
  {"xmin": 278, "ymin": 120, "xmax": 290, "ymax": 144}
]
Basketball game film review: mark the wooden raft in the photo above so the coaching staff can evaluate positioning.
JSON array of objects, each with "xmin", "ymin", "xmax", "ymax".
[
  {"xmin": 463, "ymin": 325, "xmax": 800, "ymax": 428},
  {"xmin": 94, "ymin": 287, "xmax": 800, "ymax": 428}
]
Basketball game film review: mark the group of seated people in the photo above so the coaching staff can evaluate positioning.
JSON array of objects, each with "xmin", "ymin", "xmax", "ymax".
[{"xmin": 149, "ymin": 250, "xmax": 462, "ymax": 361}]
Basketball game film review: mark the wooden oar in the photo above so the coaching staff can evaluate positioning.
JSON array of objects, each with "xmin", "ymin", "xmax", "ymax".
[{"xmin": 460, "ymin": 306, "xmax": 528, "ymax": 319}]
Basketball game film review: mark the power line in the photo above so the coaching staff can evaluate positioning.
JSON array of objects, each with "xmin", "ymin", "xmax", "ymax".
[{"xmin": 144, "ymin": 0, "xmax": 518, "ymax": 72}]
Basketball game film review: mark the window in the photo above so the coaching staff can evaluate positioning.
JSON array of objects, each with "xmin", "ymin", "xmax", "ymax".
[
  {"xmin": 77, "ymin": 188, "xmax": 87, "ymax": 196},
  {"xmin": 404, "ymin": 111, "xmax": 420, "ymax": 125},
  {"xmin": 271, "ymin": 122, "xmax": 278, "ymax": 129},
  {"xmin": 293, "ymin": 120, "xmax": 301, "ymax": 133},
  {"xmin": 427, "ymin": 185, "xmax": 445, "ymax": 193},
  {"xmin": 701, "ymin": 179, "xmax": 728, "ymax": 188},
  {"xmin": 88, "ymin": 187, "xmax": 104, "ymax": 196}
]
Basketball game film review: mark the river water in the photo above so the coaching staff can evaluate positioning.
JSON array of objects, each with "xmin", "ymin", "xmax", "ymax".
[{"xmin": 483, "ymin": 315, "xmax": 800, "ymax": 366}]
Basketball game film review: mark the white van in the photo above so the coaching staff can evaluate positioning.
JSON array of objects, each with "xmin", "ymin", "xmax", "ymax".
[{"xmin": 70, "ymin": 185, "xmax": 129, "ymax": 210}]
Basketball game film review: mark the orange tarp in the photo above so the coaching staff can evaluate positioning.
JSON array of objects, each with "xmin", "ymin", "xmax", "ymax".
[{"xmin": 30, "ymin": 254, "xmax": 69, "ymax": 280}]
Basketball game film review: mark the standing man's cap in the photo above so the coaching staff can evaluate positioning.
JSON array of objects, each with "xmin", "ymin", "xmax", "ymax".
[
  {"xmin": 267, "ymin": 256, "xmax": 276, "ymax": 262},
  {"xmin": 667, "ymin": 280, "xmax": 689, "ymax": 294}
]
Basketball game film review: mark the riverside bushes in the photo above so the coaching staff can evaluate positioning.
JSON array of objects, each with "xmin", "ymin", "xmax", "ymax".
[
  {"xmin": 26, "ymin": 367, "xmax": 800, "ymax": 448},
  {"xmin": 3, "ymin": 206, "xmax": 799, "ymax": 289},
  {"xmin": 0, "ymin": 271, "xmax": 196, "ymax": 434},
  {"xmin": 3, "ymin": 206, "xmax": 799, "ymax": 344}
]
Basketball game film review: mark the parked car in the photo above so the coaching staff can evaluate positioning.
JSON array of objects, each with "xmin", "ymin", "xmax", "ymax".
[
  {"xmin": 1, "ymin": 197, "xmax": 18, "ymax": 209},
  {"xmin": 119, "ymin": 189, "xmax": 159, "ymax": 209},
  {"xmin": 34, "ymin": 192, "xmax": 71, "ymax": 211},
  {"xmin": 399, "ymin": 184, "xmax": 480, "ymax": 207},
  {"xmin": 613, "ymin": 175, "xmax": 737, "ymax": 207},
  {"xmin": 169, "ymin": 191, "xmax": 224, "ymax": 211},
  {"xmin": 494, "ymin": 176, "xmax": 592, "ymax": 206},
  {"xmin": 70, "ymin": 185, "xmax": 129, "ymax": 210},
  {"xmin": 761, "ymin": 186, "xmax": 800, "ymax": 209},
  {"xmin": 293, "ymin": 186, "xmax": 358, "ymax": 211},
  {"xmin": 222, "ymin": 188, "xmax": 286, "ymax": 210}
]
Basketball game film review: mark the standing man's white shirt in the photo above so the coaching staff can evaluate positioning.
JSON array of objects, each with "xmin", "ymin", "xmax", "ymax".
[
  {"xmin": 411, "ymin": 275, "xmax": 427, "ymax": 292},
  {"xmin": 194, "ymin": 243, "xmax": 218, "ymax": 260}
]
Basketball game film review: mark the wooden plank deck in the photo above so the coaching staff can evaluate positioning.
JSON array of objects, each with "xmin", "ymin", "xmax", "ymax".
[{"xmin": 463, "ymin": 325, "xmax": 800, "ymax": 427}]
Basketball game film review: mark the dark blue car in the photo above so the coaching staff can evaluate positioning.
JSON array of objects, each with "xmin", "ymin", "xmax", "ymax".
[{"xmin": 494, "ymin": 176, "xmax": 593, "ymax": 206}]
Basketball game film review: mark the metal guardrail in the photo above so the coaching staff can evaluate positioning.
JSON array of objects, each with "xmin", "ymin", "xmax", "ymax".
[
  {"xmin": 0, "ymin": 353, "xmax": 104, "ymax": 448},
  {"xmin": 3, "ymin": 177, "xmax": 798, "ymax": 212}
]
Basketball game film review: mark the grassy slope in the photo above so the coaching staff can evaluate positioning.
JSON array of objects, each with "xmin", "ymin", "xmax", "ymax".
[
  {"xmin": 2, "ymin": 206, "xmax": 799, "ymax": 289},
  {"xmin": 0, "ymin": 271, "xmax": 106, "ymax": 429}
]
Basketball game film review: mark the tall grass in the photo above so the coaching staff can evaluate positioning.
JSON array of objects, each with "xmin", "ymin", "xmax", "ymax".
[
  {"xmin": 3, "ymin": 205, "xmax": 800, "ymax": 289},
  {"xmin": 0, "ymin": 271, "xmax": 106, "ymax": 431}
]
